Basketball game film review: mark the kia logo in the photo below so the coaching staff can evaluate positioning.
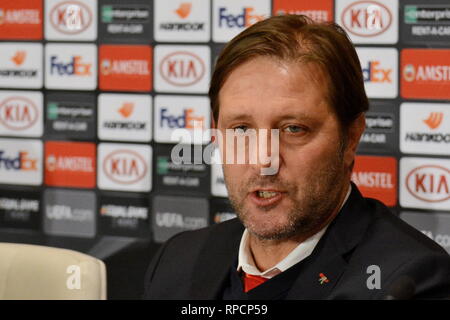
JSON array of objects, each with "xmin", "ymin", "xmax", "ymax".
[
  {"xmin": 160, "ymin": 51, "xmax": 205, "ymax": 86},
  {"xmin": 103, "ymin": 150, "xmax": 147, "ymax": 185},
  {"xmin": 341, "ymin": 0, "xmax": 392, "ymax": 37},
  {"xmin": 0, "ymin": 97, "xmax": 39, "ymax": 131},
  {"xmin": 406, "ymin": 165, "xmax": 450, "ymax": 203},
  {"xmin": 50, "ymin": 1, "xmax": 92, "ymax": 35}
]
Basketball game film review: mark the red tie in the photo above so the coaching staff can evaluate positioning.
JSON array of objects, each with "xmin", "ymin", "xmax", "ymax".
[{"xmin": 242, "ymin": 272, "xmax": 269, "ymax": 292}]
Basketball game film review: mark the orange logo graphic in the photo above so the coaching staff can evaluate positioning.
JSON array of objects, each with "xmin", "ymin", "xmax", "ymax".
[
  {"xmin": 273, "ymin": 0, "xmax": 333, "ymax": 22},
  {"xmin": 11, "ymin": 51, "xmax": 26, "ymax": 66},
  {"xmin": 44, "ymin": 141, "xmax": 96, "ymax": 188},
  {"xmin": 352, "ymin": 155, "xmax": 397, "ymax": 207},
  {"xmin": 0, "ymin": 1, "xmax": 43, "ymax": 40},
  {"xmin": 118, "ymin": 103, "xmax": 134, "ymax": 118},
  {"xmin": 99, "ymin": 45, "xmax": 152, "ymax": 92},
  {"xmin": 423, "ymin": 112, "xmax": 444, "ymax": 130},
  {"xmin": 175, "ymin": 3, "xmax": 192, "ymax": 19},
  {"xmin": 401, "ymin": 49, "xmax": 450, "ymax": 100}
]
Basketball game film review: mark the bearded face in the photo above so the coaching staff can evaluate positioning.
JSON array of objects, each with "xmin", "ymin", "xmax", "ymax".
[{"xmin": 217, "ymin": 57, "xmax": 361, "ymax": 241}]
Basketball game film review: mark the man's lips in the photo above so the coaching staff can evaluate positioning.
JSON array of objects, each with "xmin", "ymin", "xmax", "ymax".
[{"xmin": 248, "ymin": 189, "xmax": 287, "ymax": 207}]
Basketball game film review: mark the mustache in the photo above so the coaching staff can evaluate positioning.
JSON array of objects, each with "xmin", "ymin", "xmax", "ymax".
[{"xmin": 239, "ymin": 175, "xmax": 292, "ymax": 192}]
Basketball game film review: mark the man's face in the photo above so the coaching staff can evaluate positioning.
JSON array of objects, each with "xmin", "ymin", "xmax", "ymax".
[{"xmin": 216, "ymin": 56, "xmax": 363, "ymax": 241}]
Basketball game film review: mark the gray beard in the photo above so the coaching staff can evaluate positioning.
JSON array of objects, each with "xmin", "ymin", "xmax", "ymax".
[{"xmin": 225, "ymin": 143, "xmax": 347, "ymax": 241}]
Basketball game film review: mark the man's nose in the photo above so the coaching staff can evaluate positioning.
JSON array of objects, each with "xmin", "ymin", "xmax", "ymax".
[{"xmin": 248, "ymin": 129, "xmax": 280, "ymax": 176}]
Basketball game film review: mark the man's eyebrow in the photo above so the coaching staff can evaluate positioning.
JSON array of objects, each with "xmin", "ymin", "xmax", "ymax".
[
  {"xmin": 220, "ymin": 112, "xmax": 319, "ymax": 123},
  {"xmin": 220, "ymin": 113, "xmax": 253, "ymax": 123}
]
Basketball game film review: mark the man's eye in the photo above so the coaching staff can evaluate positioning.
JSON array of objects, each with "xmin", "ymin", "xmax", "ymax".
[
  {"xmin": 233, "ymin": 125, "xmax": 249, "ymax": 133},
  {"xmin": 283, "ymin": 125, "xmax": 304, "ymax": 133}
]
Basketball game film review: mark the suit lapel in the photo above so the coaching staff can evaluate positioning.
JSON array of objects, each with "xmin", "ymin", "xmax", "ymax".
[
  {"xmin": 285, "ymin": 232, "xmax": 349, "ymax": 299},
  {"xmin": 188, "ymin": 219, "xmax": 244, "ymax": 299},
  {"xmin": 287, "ymin": 183, "xmax": 372, "ymax": 299},
  {"xmin": 188, "ymin": 183, "xmax": 372, "ymax": 300}
]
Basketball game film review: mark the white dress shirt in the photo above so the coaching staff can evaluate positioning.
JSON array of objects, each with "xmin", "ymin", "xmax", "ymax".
[{"xmin": 237, "ymin": 184, "xmax": 352, "ymax": 279}]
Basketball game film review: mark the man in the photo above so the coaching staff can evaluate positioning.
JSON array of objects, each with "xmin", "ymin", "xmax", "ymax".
[{"xmin": 144, "ymin": 15, "xmax": 450, "ymax": 299}]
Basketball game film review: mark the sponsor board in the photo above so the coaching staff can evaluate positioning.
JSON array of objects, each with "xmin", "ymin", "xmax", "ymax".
[
  {"xmin": 356, "ymin": 47, "xmax": 398, "ymax": 98},
  {"xmin": 45, "ymin": 43, "xmax": 97, "ymax": 90},
  {"xmin": 358, "ymin": 102, "xmax": 398, "ymax": 153},
  {"xmin": 0, "ymin": 0, "xmax": 42, "ymax": 40},
  {"xmin": 402, "ymin": 1, "xmax": 450, "ymax": 44},
  {"xmin": 154, "ymin": 45, "xmax": 210, "ymax": 93},
  {"xmin": 98, "ymin": 143, "xmax": 152, "ymax": 192},
  {"xmin": 400, "ymin": 103, "xmax": 450, "ymax": 156},
  {"xmin": 152, "ymin": 195, "xmax": 208, "ymax": 243},
  {"xmin": 273, "ymin": 0, "xmax": 333, "ymax": 22},
  {"xmin": 0, "ymin": 190, "xmax": 40, "ymax": 230},
  {"xmin": 45, "ymin": 93, "xmax": 96, "ymax": 140},
  {"xmin": 99, "ymin": 44, "xmax": 152, "ymax": 92},
  {"xmin": 154, "ymin": 95, "xmax": 210, "ymax": 144},
  {"xmin": 0, "ymin": 138, "xmax": 42, "ymax": 186},
  {"xmin": 0, "ymin": 90, "xmax": 43, "ymax": 137},
  {"xmin": 98, "ymin": 93, "xmax": 152, "ymax": 142},
  {"xmin": 401, "ymin": 49, "xmax": 450, "ymax": 100},
  {"xmin": 401, "ymin": 211, "xmax": 450, "ymax": 254},
  {"xmin": 212, "ymin": 0, "xmax": 270, "ymax": 43},
  {"xmin": 0, "ymin": 43, "xmax": 43, "ymax": 89},
  {"xmin": 43, "ymin": 188, "xmax": 96, "ymax": 238},
  {"xmin": 99, "ymin": 0, "xmax": 152, "ymax": 41},
  {"xmin": 154, "ymin": 0, "xmax": 210, "ymax": 42},
  {"xmin": 400, "ymin": 157, "xmax": 450, "ymax": 211},
  {"xmin": 45, "ymin": 0, "xmax": 97, "ymax": 41},
  {"xmin": 336, "ymin": 0, "xmax": 399, "ymax": 44},
  {"xmin": 99, "ymin": 194, "xmax": 150, "ymax": 237},
  {"xmin": 211, "ymin": 148, "xmax": 228, "ymax": 197},
  {"xmin": 44, "ymin": 141, "xmax": 96, "ymax": 188},
  {"xmin": 154, "ymin": 144, "xmax": 211, "ymax": 196},
  {"xmin": 352, "ymin": 155, "xmax": 397, "ymax": 207},
  {"xmin": 210, "ymin": 197, "xmax": 236, "ymax": 224}
]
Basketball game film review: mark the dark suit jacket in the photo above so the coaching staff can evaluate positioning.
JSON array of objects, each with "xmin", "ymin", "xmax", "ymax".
[{"xmin": 143, "ymin": 185, "xmax": 450, "ymax": 299}]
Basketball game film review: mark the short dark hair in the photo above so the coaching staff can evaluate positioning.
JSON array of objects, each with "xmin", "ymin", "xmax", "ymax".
[{"xmin": 209, "ymin": 15, "xmax": 369, "ymax": 128}]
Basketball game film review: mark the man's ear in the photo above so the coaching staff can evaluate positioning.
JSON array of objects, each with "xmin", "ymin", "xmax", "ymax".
[{"xmin": 344, "ymin": 113, "xmax": 366, "ymax": 167}]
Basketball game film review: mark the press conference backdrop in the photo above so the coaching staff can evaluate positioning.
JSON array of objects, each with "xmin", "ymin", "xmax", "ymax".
[{"xmin": 0, "ymin": 0, "xmax": 449, "ymax": 299}]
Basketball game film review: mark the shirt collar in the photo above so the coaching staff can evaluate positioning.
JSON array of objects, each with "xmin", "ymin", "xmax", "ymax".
[{"xmin": 237, "ymin": 184, "xmax": 352, "ymax": 279}]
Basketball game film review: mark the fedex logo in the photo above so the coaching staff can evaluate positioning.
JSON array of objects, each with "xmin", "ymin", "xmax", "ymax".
[
  {"xmin": 363, "ymin": 61, "xmax": 391, "ymax": 83},
  {"xmin": 50, "ymin": 55, "xmax": 91, "ymax": 76},
  {"xmin": 154, "ymin": 95, "xmax": 210, "ymax": 144},
  {"xmin": 213, "ymin": 1, "xmax": 270, "ymax": 43},
  {"xmin": 160, "ymin": 108, "xmax": 204, "ymax": 129},
  {"xmin": 0, "ymin": 150, "xmax": 38, "ymax": 171},
  {"xmin": 45, "ymin": 43, "xmax": 96, "ymax": 90},
  {"xmin": 357, "ymin": 48, "xmax": 397, "ymax": 98},
  {"xmin": 218, "ymin": 7, "xmax": 264, "ymax": 28}
]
